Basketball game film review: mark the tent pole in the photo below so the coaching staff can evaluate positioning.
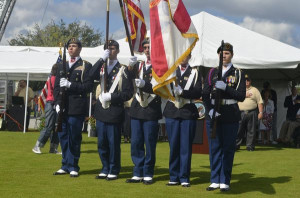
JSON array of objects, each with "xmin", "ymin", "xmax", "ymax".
[{"xmin": 23, "ymin": 72, "xmax": 29, "ymax": 133}]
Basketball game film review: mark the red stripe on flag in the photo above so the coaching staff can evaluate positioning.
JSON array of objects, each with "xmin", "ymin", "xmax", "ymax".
[
  {"xmin": 150, "ymin": 3, "xmax": 168, "ymax": 78},
  {"xmin": 172, "ymin": 0, "xmax": 191, "ymax": 33},
  {"xmin": 127, "ymin": 0, "xmax": 144, "ymax": 17}
]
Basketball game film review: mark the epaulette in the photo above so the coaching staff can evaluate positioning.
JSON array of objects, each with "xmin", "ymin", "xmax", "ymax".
[{"xmin": 83, "ymin": 60, "xmax": 91, "ymax": 65}]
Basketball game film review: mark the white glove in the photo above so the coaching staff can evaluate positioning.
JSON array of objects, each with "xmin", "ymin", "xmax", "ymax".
[
  {"xmin": 55, "ymin": 105, "xmax": 60, "ymax": 114},
  {"xmin": 102, "ymin": 49, "xmax": 110, "ymax": 61},
  {"xmin": 60, "ymin": 78, "xmax": 71, "ymax": 88},
  {"xmin": 129, "ymin": 56, "xmax": 137, "ymax": 67},
  {"xmin": 102, "ymin": 93, "xmax": 111, "ymax": 102},
  {"xmin": 209, "ymin": 109, "xmax": 221, "ymax": 119},
  {"xmin": 215, "ymin": 81, "xmax": 226, "ymax": 91},
  {"xmin": 174, "ymin": 85, "xmax": 183, "ymax": 96},
  {"xmin": 135, "ymin": 79, "xmax": 145, "ymax": 88}
]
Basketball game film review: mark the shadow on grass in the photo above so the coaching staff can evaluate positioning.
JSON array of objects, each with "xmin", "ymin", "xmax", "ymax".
[
  {"xmin": 229, "ymin": 173, "xmax": 292, "ymax": 195},
  {"xmin": 79, "ymin": 166, "xmax": 144, "ymax": 179},
  {"xmin": 236, "ymin": 146, "xmax": 284, "ymax": 152},
  {"xmin": 254, "ymin": 147, "xmax": 284, "ymax": 151},
  {"xmin": 81, "ymin": 150, "xmax": 98, "ymax": 154},
  {"xmin": 199, "ymin": 163, "xmax": 244, "ymax": 170},
  {"xmin": 81, "ymin": 141, "xmax": 97, "ymax": 145},
  {"xmin": 79, "ymin": 165, "xmax": 171, "ymax": 181}
]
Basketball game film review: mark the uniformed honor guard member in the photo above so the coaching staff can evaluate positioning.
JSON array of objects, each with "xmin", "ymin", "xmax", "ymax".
[
  {"xmin": 125, "ymin": 38, "xmax": 162, "ymax": 185},
  {"xmin": 203, "ymin": 43, "xmax": 246, "ymax": 191},
  {"xmin": 89, "ymin": 40, "xmax": 134, "ymax": 181},
  {"xmin": 53, "ymin": 38, "xmax": 93, "ymax": 177},
  {"xmin": 164, "ymin": 54, "xmax": 202, "ymax": 187}
]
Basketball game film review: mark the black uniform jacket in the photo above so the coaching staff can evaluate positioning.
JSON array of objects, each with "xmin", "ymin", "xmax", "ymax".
[
  {"xmin": 163, "ymin": 66, "xmax": 202, "ymax": 120},
  {"xmin": 89, "ymin": 58, "xmax": 134, "ymax": 124},
  {"xmin": 202, "ymin": 65, "xmax": 246, "ymax": 123},
  {"xmin": 129, "ymin": 61, "xmax": 162, "ymax": 121},
  {"xmin": 284, "ymin": 95, "xmax": 300, "ymax": 121},
  {"xmin": 54, "ymin": 58, "xmax": 93, "ymax": 116}
]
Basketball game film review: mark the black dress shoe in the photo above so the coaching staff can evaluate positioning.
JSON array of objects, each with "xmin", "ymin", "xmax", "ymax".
[
  {"xmin": 246, "ymin": 147, "xmax": 254, "ymax": 151},
  {"xmin": 166, "ymin": 182, "xmax": 180, "ymax": 186},
  {"xmin": 106, "ymin": 176, "xmax": 118, "ymax": 181},
  {"xmin": 126, "ymin": 178, "xmax": 143, "ymax": 183},
  {"xmin": 220, "ymin": 187, "xmax": 230, "ymax": 192},
  {"xmin": 206, "ymin": 187, "xmax": 219, "ymax": 191},
  {"xmin": 143, "ymin": 180, "xmax": 153, "ymax": 185}
]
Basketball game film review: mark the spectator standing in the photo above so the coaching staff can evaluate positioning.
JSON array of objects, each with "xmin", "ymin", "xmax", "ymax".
[
  {"xmin": 236, "ymin": 74, "xmax": 263, "ymax": 151},
  {"xmin": 14, "ymin": 79, "xmax": 34, "ymax": 131},
  {"xmin": 32, "ymin": 64, "xmax": 61, "ymax": 154}
]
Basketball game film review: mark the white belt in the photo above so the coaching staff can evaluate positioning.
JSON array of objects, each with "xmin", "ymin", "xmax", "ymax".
[
  {"xmin": 170, "ymin": 98, "xmax": 192, "ymax": 109},
  {"xmin": 211, "ymin": 99, "xmax": 237, "ymax": 105}
]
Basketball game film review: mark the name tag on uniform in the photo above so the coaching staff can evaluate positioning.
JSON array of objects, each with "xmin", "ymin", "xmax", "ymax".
[{"xmin": 75, "ymin": 66, "xmax": 83, "ymax": 71}]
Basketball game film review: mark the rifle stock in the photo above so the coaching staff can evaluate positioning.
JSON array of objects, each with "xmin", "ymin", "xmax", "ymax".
[
  {"xmin": 55, "ymin": 43, "xmax": 67, "ymax": 133},
  {"xmin": 210, "ymin": 40, "xmax": 224, "ymax": 138}
]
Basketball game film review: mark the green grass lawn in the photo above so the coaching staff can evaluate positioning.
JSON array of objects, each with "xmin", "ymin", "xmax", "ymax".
[{"xmin": 0, "ymin": 131, "xmax": 299, "ymax": 198}]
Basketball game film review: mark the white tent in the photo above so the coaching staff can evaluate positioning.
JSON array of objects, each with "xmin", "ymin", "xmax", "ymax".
[
  {"xmin": 1, "ymin": 12, "xmax": 300, "ymax": 79},
  {"xmin": 1, "ymin": 11, "xmax": 300, "ymax": 135},
  {"xmin": 190, "ymin": 12, "xmax": 300, "ymax": 69}
]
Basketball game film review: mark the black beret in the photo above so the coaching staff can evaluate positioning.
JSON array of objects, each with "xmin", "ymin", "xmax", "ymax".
[
  {"xmin": 142, "ymin": 37, "xmax": 150, "ymax": 47},
  {"xmin": 104, "ymin": 40, "xmax": 119, "ymax": 50},
  {"xmin": 67, "ymin": 37, "xmax": 82, "ymax": 48},
  {"xmin": 217, "ymin": 42, "xmax": 233, "ymax": 54}
]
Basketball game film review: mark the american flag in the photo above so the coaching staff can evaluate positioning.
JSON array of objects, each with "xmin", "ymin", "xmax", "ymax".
[
  {"xmin": 123, "ymin": 0, "xmax": 147, "ymax": 53},
  {"xmin": 39, "ymin": 47, "xmax": 62, "ymax": 112}
]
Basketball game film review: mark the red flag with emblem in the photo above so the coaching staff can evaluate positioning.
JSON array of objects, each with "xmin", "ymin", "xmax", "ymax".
[{"xmin": 149, "ymin": 0, "xmax": 199, "ymax": 99}]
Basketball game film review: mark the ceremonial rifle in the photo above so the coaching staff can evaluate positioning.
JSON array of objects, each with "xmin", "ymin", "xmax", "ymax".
[
  {"xmin": 55, "ymin": 43, "xmax": 67, "ymax": 132},
  {"xmin": 103, "ymin": 0, "xmax": 110, "ymax": 93},
  {"xmin": 210, "ymin": 40, "xmax": 224, "ymax": 138},
  {"xmin": 118, "ymin": 0, "xmax": 144, "ymax": 100}
]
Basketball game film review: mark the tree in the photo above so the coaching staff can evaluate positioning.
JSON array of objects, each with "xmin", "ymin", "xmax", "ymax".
[
  {"xmin": 8, "ymin": 19, "xmax": 103, "ymax": 47},
  {"xmin": 9, "ymin": 19, "xmax": 103, "ymax": 91}
]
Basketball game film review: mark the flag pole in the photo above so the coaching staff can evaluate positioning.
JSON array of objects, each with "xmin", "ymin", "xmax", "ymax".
[
  {"xmin": 118, "ymin": 0, "xmax": 144, "ymax": 100},
  {"xmin": 118, "ymin": 0, "xmax": 134, "ymax": 56}
]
